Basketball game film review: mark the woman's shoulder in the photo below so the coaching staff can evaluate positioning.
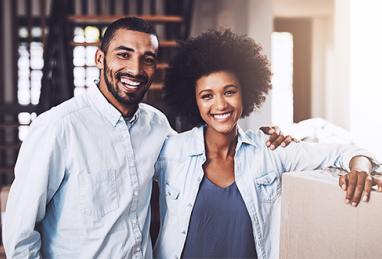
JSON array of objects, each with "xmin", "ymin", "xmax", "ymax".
[
  {"xmin": 159, "ymin": 126, "xmax": 203, "ymax": 160},
  {"xmin": 241, "ymin": 128, "xmax": 269, "ymax": 148}
]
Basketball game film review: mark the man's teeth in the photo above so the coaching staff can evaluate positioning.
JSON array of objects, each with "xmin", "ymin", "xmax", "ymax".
[
  {"xmin": 213, "ymin": 112, "xmax": 231, "ymax": 120},
  {"xmin": 120, "ymin": 78, "xmax": 141, "ymax": 87}
]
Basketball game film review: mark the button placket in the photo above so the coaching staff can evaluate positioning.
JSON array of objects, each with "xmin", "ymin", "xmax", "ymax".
[{"xmin": 123, "ymin": 128, "xmax": 143, "ymax": 255}]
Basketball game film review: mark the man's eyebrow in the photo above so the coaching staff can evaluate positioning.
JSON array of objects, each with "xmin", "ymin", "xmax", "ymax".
[
  {"xmin": 113, "ymin": 46, "xmax": 157, "ymax": 58},
  {"xmin": 114, "ymin": 46, "xmax": 134, "ymax": 52},
  {"xmin": 145, "ymin": 51, "xmax": 157, "ymax": 58}
]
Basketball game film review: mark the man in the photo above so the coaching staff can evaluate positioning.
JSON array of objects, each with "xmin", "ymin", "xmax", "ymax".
[{"xmin": 3, "ymin": 17, "xmax": 290, "ymax": 258}]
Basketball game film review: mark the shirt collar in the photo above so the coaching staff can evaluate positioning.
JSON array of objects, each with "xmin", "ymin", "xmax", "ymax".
[
  {"xmin": 187, "ymin": 124, "xmax": 257, "ymax": 157},
  {"xmin": 187, "ymin": 126, "xmax": 206, "ymax": 156},
  {"xmin": 87, "ymin": 84, "xmax": 140, "ymax": 127},
  {"xmin": 237, "ymin": 125, "xmax": 257, "ymax": 147}
]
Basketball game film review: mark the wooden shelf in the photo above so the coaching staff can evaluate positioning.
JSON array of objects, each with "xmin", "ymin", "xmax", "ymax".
[
  {"xmin": 156, "ymin": 63, "xmax": 169, "ymax": 69},
  {"xmin": 0, "ymin": 167, "xmax": 14, "ymax": 174},
  {"xmin": 67, "ymin": 15, "xmax": 183, "ymax": 24},
  {"xmin": 150, "ymin": 83, "xmax": 163, "ymax": 91},
  {"xmin": 0, "ymin": 123, "xmax": 21, "ymax": 129},
  {"xmin": 0, "ymin": 144, "xmax": 21, "ymax": 150}
]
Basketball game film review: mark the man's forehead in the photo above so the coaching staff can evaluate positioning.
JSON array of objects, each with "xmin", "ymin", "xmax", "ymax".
[{"xmin": 110, "ymin": 29, "xmax": 159, "ymax": 50}]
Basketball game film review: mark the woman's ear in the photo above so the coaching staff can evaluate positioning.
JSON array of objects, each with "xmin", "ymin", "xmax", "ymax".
[{"xmin": 95, "ymin": 49, "xmax": 105, "ymax": 69}]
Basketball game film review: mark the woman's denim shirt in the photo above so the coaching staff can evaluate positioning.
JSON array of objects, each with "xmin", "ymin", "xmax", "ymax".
[{"xmin": 154, "ymin": 125, "xmax": 371, "ymax": 259}]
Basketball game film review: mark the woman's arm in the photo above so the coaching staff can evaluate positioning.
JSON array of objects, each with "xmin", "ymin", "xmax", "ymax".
[{"xmin": 338, "ymin": 156, "xmax": 382, "ymax": 207}]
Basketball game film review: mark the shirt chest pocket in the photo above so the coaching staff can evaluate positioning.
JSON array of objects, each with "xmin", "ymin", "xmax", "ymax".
[
  {"xmin": 164, "ymin": 183, "xmax": 180, "ymax": 214},
  {"xmin": 78, "ymin": 169, "xmax": 119, "ymax": 219},
  {"xmin": 255, "ymin": 171, "xmax": 281, "ymax": 203}
]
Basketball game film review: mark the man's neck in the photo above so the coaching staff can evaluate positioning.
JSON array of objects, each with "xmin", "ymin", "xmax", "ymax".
[{"xmin": 98, "ymin": 79, "xmax": 138, "ymax": 117}]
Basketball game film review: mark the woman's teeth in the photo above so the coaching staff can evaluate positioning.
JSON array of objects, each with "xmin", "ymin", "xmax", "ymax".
[{"xmin": 213, "ymin": 112, "xmax": 231, "ymax": 120}]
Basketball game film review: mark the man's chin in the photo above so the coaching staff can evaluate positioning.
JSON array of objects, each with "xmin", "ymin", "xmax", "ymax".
[{"xmin": 116, "ymin": 94, "xmax": 144, "ymax": 107}]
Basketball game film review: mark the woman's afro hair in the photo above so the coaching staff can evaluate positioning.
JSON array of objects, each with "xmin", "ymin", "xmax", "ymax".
[{"xmin": 164, "ymin": 29, "xmax": 272, "ymax": 127}]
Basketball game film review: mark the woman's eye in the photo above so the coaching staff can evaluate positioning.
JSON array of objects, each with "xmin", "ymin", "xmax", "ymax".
[
  {"xmin": 201, "ymin": 94, "xmax": 212, "ymax": 100},
  {"xmin": 225, "ymin": 90, "xmax": 235, "ymax": 96}
]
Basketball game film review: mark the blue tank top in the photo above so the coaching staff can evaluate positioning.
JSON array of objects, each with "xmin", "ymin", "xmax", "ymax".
[{"xmin": 182, "ymin": 177, "xmax": 257, "ymax": 258}]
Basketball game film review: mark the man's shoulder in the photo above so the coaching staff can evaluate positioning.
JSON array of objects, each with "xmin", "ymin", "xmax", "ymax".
[
  {"xmin": 138, "ymin": 103, "xmax": 176, "ymax": 134},
  {"xmin": 32, "ymin": 94, "xmax": 90, "ymax": 127},
  {"xmin": 138, "ymin": 103, "xmax": 168, "ymax": 122}
]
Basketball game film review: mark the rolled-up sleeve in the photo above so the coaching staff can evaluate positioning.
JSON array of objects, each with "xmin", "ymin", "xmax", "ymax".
[
  {"xmin": 272, "ymin": 138, "xmax": 377, "ymax": 173},
  {"xmin": 2, "ymin": 116, "xmax": 66, "ymax": 258}
]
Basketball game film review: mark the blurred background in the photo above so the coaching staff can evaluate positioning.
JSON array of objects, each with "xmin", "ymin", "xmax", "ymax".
[{"xmin": 0, "ymin": 0, "xmax": 381, "ymax": 253}]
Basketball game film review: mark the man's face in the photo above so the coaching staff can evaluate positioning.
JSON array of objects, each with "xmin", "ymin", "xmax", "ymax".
[{"xmin": 96, "ymin": 29, "xmax": 159, "ymax": 107}]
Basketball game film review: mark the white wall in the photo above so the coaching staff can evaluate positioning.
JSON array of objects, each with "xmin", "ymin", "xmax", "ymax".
[
  {"xmin": 328, "ymin": 0, "xmax": 351, "ymax": 129},
  {"xmin": 349, "ymin": 0, "xmax": 382, "ymax": 160},
  {"xmin": 311, "ymin": 16, "xmax": 332, "ymax": 119},
  {"xmin": 239, "ymin": 0, "xmax": 274, "ymax": 130}
]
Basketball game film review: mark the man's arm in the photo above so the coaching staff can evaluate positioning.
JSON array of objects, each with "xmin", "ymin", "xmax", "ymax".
[{"xmin": 3, "ymin": 117, "xmax": 65, "ymax": 258}]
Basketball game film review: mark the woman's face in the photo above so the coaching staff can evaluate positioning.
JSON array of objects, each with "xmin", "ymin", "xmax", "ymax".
[{"xmin": 195, "ymin": 70, "xmax": 243, "ymax": 135}]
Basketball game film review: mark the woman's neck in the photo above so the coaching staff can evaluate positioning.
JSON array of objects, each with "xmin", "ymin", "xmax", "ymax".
[{"xmin": 204, "ymin": 126, "xmax": 238, "ymax": 159}]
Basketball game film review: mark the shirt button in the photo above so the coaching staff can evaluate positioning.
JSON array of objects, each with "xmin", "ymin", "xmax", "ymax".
[
  {"xmin": 187, "ymin": 203, "xmax": 193, "ymax": 207},
  {"xmin": 133, "ymin": 191, "xmax": 138, "ymax": 196},
  {"xmin": 181, "ymin": 230, "xmax": 186, "ymax": 234},
  {"xmin": 136, "ymin": 247, "xmax": 141, "ymax": 252},
  {"xmin": 197, "ymin": 177, "xmax": 202, "ymax": 182}
]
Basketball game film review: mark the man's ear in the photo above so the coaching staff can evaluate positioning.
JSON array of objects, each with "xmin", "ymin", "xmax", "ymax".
[{"xmin": 95, "ymin": 49, "xmax": 105, "ymax": 69}]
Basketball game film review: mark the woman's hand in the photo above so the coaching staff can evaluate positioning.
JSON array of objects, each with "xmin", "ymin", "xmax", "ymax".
[
  {"xmin": 260, "ymin": 126, "xmax": 296, "ymax": 150},
  {"xmin": 339, "ymin": 170, "xmax": 382, "ymax": 207}
]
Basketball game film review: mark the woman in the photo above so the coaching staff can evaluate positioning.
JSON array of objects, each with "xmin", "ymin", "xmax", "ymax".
[{"xmin": 154, "ymin": 30, "xmax": 379, "ymax": 259}]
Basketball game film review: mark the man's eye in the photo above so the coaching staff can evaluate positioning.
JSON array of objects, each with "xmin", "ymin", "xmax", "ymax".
[
  {"xmin": 144, "ymin": 57, "xmax": 156, "ymax": 65},
  {"xmin": 117, "ymin": 53, "xmax": 130, "ymax": 59}
]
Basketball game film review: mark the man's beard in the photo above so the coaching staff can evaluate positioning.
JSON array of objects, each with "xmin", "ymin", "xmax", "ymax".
[{"xmin": 103, "ymin": 59, "xmax": 150, "ymax": 106}]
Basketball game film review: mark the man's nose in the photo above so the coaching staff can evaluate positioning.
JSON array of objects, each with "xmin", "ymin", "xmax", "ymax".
[{"xmin": 126, "ymin": 58, "xmax": 142, "ymax": 76}]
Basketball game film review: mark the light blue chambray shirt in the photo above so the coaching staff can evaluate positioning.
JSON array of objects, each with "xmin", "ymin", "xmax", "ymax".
[
  {"xmin": 3, "ymin": 85, "xmax": 174, "ymax": 259},
  {"xmin": 153, "ymin": 125, "xmax": 373, "ymax": 259}
]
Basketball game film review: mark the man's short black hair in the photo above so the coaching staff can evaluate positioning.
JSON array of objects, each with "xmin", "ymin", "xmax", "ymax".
[
  {"xmin": 100, "ymin": 17, "xmax": 158, "ymax": 53},
  {"xmin": 164, "ymin": 29, "xmax": 272, "ymax": 127}
]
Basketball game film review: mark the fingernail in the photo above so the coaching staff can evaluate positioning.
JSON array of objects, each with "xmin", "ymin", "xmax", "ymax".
[
  {"xmin": 379, "ymin": 186, "xmax": 382, "ymax": 192},
  {"xmin": 281, "ymin": 142, "xmax": 286, "ymax": 147},
  {"xmin": 362, "ymin": 195, "xmax": 368, "ymax": 202},
  {"xmin": 345, "ymin": 199, "xmax": 350, "ymax": 204},
  {"xmin": 270, "ymin": 145, "xmax": 275, "ymax": 150},
  {"xmin": 341, "ymin": 184, "xmax": 346, "ymax": 190},
  {"xmin": 266, "ymin": 141, "xmax": 270, "ymax": 146},
  {"xmin": 352, "ymin": 202, "xmax": 357, "ymax": 207}
]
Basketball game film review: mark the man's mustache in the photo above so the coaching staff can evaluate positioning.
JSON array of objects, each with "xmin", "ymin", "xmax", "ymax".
[{"xmin": 115, "ymin": 72, "xmax": 148, "ymax": 83}]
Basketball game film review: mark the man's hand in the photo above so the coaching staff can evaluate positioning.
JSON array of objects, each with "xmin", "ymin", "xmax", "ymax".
[
  {"xmin": 260, "ymin": 126, "xmax": 295, "ymax": 150},
  {"xmin": 339, "ymin": 171, "xmax": 382, "ymax": 207}
]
